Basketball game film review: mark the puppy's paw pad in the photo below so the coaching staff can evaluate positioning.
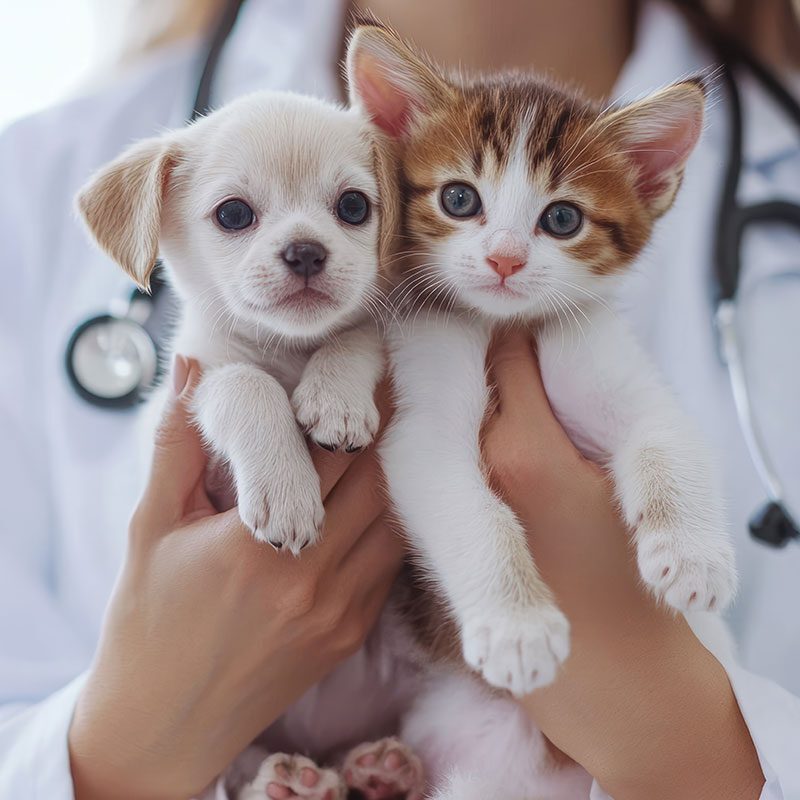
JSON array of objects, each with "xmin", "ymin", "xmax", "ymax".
[
  {"xmin": 636, "ymin": 528, "xmax": 737, "ymax": 612},
  {"xmin": 462, "ymin": 606, "xmax": 570, "ymax": 696},
  {"xmin": 343, "ymin": 738, "xmax": 424, "ymax": 800},
  {"xmin": 241, "ymin": 753, "xmax": 344, "ymax": 800},
  {"xmin": 293, "ymin": 382, "xmax": 379, "ymax": 452}
]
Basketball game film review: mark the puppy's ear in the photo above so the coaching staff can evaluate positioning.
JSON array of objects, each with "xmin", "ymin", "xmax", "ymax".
[
  {"xmin": 346, "ymin": 17, "xmax": 451, "ymax": 138},
  {"xmin": 76, "ymin": 135, "xmax": 181, "ymax": 291},
  {"xmin": 600, "ymin": 78, "xmax": 706, "ymax": 218}
]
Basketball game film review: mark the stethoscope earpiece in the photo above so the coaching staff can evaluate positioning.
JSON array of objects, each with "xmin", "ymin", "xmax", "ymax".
[{"xmin": 749, "ymin": 502, "xmax": 800, "ymax": 548}]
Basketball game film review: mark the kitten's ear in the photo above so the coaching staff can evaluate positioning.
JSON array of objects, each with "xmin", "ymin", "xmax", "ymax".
[
  {"xmin": 602, "ymin": 78, "xmax": 706, "ymax": 217},
  {"xmin": 346, "ymin": 17, "xmax": 451, "ymax": 138},
  {"xmin": 76, "ymin": 135, "xmax": 181, "ymax": 291}
]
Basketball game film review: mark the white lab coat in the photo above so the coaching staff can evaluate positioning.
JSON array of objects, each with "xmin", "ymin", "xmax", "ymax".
[{"xmin": 0, "ymin": 1, "xmax": 798, "ymax": 798}]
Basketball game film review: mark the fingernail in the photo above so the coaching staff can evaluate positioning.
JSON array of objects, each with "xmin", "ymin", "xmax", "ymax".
[{"xmin": 172, "ymin": 355, "xmax": 189, "ymax": 396}]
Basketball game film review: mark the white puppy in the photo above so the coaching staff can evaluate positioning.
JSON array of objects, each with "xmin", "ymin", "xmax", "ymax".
[{"xmin": 78, "ymin": 91, "xmax": 396, "ymax": 552}]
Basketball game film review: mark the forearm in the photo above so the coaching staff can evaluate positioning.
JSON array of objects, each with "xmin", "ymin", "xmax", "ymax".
[{"xmin": 482, "ymin": 333, "xmax": 767, "ymax": 798}]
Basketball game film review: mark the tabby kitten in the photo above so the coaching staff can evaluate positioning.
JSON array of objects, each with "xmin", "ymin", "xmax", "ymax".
[{"xmin": 347, "ymin": 21, "xmax": 737, "ymax": 702}]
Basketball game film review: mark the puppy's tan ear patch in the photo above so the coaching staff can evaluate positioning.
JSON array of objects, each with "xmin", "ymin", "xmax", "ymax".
[
  {"xmin": 76, "ymin": 136, "xmax": 180, "ymax": 291},
  {"xmin": 346, "ymin": 19, "xmax": 451, "ymax": 138}
]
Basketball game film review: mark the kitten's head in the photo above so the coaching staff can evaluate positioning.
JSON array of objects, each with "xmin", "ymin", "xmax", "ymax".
[
  {"xmin": 77, "ymin": 91, "xmax": 397, "ymax": 340},
  {"xmin": 346, "ymin": 20, "xmax": 705, "ymax": 321}
]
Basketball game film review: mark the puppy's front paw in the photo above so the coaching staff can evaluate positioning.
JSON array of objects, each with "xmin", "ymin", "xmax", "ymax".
[
  {"xmin": 462, "ymin": 604, "xmax": 570, "ymax": 696},
  {"xmin": 636, "ymin": 523, "xmax": 736, "ymax": 612},
  {"xmin": 292, "ymin": 377, "xmax": 379, "ymax": 453},
  {"xmin": 239, "ymin": 753, "xmax": 345, "ymax": 800},
  {"xmin": 237, "ymin": 470, "xmax": 324, "ymax": 555}
]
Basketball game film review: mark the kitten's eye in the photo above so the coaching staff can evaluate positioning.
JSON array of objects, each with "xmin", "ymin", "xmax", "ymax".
[
  {"xmin": 215, "ymin": 199, "xmax": 255, "ymax": 231},
  {"xmin": 540, "ymin": 202, "xmax": 583, "ymax": 238},
  {"xmin": 441, "ymin": 183, "xmax": 482, "ymax": 218},
  {"xmin": 337, "ymin": 191, "xmax": 370, "ymax": 225}
]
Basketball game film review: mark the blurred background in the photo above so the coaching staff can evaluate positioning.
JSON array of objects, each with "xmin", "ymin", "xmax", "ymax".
[
  {"xmin": 2, "ymin": 0, "xmax": 797, "ymax": 131},
  {"xmin": 0, "ymin": 0, "xmax": 219, "ymax": 129},
  {"xmin": 1, "ymin": 0, "xmax": 97, "ymax": 129}
]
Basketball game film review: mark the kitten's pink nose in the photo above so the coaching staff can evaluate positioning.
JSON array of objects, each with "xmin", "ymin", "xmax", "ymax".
[{"xmin": 486, "ymin": 254, "xmax": 526, "ymax": 279}]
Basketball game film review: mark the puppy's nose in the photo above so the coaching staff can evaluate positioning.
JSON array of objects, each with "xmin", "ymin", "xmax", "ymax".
[
  {"xmin": 281, "ymin": 241, "xmax": 327, "ymax": 278},
  {"xmin": 486, "ymin": 254, "xmax": 526, "ymax": 279}
]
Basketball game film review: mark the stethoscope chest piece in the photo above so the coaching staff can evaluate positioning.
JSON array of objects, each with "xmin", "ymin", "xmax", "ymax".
[{"xmin": 65, "ymin": 312, "xmax": 159, "ymax": 409}]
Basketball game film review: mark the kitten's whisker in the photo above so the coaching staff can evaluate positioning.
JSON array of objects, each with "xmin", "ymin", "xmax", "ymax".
[
  {"xmin": 550, "ymin": 286, "xmax": 591, "ymax": 346},
  {"xmin": 410, "ymin": 276, "xmax": 454, "ymax": 333},
  {"xmin": 549, "ymin": 277, "xmax": 612, "ymax": 313},
  {"xmin": 389, "ymin": 265, "xmax": 445, "ymax": 310},
  {"xmin": 542, "ymin": 291, "xmax": 567, "ymax": 364}
]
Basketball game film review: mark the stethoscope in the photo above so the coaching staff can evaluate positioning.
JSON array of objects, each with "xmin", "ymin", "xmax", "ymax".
[
  {"xmin": 675, "ymin": 0, "xmax": 800, "ymax": 547},
  {"xmin": 65, "ymin": 0, "xmax": 799, "ymax": 546},
  {"xmin": 64, "ymin": 0, "xmax": 246, "ymax": 409}
]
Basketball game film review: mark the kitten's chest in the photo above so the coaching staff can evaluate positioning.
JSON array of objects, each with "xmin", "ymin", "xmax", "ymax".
[{"xmin": 531, "ymin": 327, "xmax": 612, "ymax": 463}]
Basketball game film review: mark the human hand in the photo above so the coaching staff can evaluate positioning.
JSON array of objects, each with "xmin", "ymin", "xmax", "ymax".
[
  {"xmin": 481, "ymin": 331, "xmax": 763, "ymax": 800},
  {"xmin": 69, "ymin": 357, "xmax": 402, "ymax": 800}
]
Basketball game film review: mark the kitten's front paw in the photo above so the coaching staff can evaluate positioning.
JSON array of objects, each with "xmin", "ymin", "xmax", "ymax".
[
  {"xmin": 237, "ymin": 472, "xmax": 324, "ymax": 555},
  {"xmin": 239, "ymin": 753, "xmax": 345, "ymax": 800},
  {"xmin": 462, "ymin": 605, "xmax": 570, "ymax": 696},
  {"xmin": 292, "ymin": 378, "xmax": 380, "ymax": 453},
  {"xmin": 636, "ymin": 523, "xmax": 737, "ymax": 612}
]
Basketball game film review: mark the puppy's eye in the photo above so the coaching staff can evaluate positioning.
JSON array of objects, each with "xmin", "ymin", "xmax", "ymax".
[
  {"xmin": 441, "ymin": 183, "xmax": 482, "ymax": 218},
  {"xmin": 215, "ymin": 199, "xmax": 254, "ymax": 231},
  {"xmin": 540, "ymin": 202, "xmax": 583, "ymax": 238},
  {"xmin": 337, "ymin": 191, "xmax": 370, "ymax": 225}
]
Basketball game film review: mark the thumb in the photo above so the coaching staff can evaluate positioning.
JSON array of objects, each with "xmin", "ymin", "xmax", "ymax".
[
  {"xmin": 140, "ymin": 356, "xmax": 210, "ymax": 525},
  {"xmin": 488, "ymin": 329, "xmax": 550, "ymax": 420}
]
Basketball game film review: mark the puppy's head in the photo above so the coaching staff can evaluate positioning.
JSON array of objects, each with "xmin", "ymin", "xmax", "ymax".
[{"xmin": 77, "ymin": 91, "xmax": 396, "ymax": 340}]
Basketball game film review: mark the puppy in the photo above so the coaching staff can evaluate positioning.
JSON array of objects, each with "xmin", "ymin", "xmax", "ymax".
[
  {"xmin": 79, "ymin": 90, "xmax": 427, "ymax": 800},
  {"xmin": 78, "ymin": 90, "xmax": 396, "ymax": 553}
]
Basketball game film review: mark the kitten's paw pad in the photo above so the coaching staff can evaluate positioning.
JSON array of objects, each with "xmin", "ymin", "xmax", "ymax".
[
  {"xmin": 636, "ymin": 528, "xmax": 737, "ymax": 612},
  {"xmin": 241, "ymin": 753, "xmax": 345, "ymax": 800},
  {"xmin": 292, "ymin": 382, "xmax": 380, "ymax": 452},
  {"xmin": 343, "ymin": 738, "xmax": 425, "ymax": 800},
  {"xmin": 462, "ymin": 606, "xmax": 570, "ymax": 696},
  {"xmin": 237, "ymin": 480, "xmax": 324, "ymax": 555}
]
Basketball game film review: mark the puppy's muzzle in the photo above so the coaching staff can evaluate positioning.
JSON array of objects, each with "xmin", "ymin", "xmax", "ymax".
[{"xmin": 281, "ymin": 240, "xmax": 328, "ymax": 279}]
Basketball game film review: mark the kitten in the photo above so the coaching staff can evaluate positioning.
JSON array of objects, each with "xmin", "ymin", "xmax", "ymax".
[
  {"xmin": 343, "ymin": 19, "xmax": 738, "ymax": 798},
  {"xmin": 77, "ymin": 90, "xmax": 395, "ymax": 553}
]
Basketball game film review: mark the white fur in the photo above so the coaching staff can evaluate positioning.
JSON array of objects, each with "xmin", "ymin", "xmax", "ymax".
[
  {"xmin": 538, "ymin": 308, "xmax": 736, "ymax": 612},
  {"xmin": 81, "ymin": 91, "xmax": 387, "ymax": 552},
  {"xmin": 383, "ymin": 315, "xmax": 569, "ymax": 695}
]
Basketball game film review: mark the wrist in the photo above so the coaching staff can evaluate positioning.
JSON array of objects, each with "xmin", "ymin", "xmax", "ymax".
[
  {"xmin": 525, "ymin": 619, "xmax": 763, "ymax": 799},
  {"xmin": 69, "ymin": 689, "xmax": 187, "ymax": 800}
]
